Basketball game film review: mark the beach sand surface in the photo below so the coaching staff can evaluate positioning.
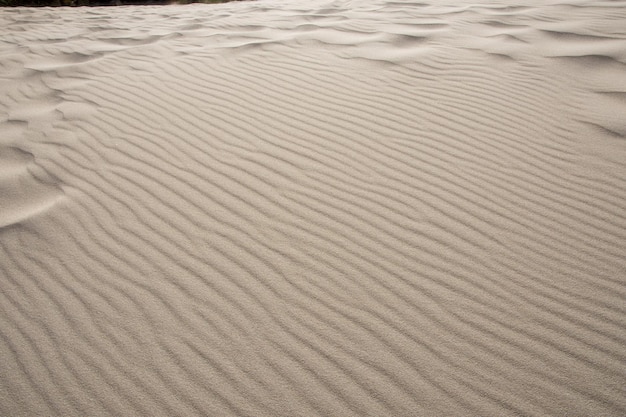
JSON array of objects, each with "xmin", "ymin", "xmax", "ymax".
[{"xmin": 1, "ymin": 0, "xmax": 626, "ymax": 415}]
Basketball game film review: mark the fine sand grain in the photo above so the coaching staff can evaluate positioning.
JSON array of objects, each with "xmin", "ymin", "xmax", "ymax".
[{"xmin": 1, "ymin": 0, "xmax": 626, "ymax": 415}]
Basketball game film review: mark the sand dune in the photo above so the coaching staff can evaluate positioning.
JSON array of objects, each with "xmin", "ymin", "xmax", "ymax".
[{"xmin": 1, "ymin": 0, "xmax": 626, "ymax": 415}]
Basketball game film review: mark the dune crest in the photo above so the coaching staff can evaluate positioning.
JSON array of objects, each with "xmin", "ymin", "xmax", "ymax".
[
  {"xmin": 1, "ymin": 1, "xmax": 625, "ymax": 416},
  {"xmin": 0, "ymin": 146, "xmax": 64, "ymax": 229}
]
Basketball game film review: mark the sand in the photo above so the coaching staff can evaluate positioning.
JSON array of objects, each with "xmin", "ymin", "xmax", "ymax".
[{"xmin": 1, "ymin": 0, "xmax": 625, "ymax": 415}]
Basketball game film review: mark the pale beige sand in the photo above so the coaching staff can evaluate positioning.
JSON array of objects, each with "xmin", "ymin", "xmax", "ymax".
[{"xmin": 1, "ymin": 0, "xmax": 626, "ymax": 415}]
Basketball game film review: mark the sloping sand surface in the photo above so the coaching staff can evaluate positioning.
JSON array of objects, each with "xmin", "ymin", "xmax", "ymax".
[{"xmin": 1, "ymin": 0, "xmax": 626, "ymax": 415}]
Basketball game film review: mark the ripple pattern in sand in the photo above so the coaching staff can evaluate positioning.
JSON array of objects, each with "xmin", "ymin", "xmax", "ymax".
[{"xmin": 1, "ymin": 1, "xmax": 625, "ymax": 416}]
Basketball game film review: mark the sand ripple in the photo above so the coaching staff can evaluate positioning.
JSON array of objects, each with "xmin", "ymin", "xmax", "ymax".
[{"xmin": 1, "ymin": 0, "xmax": 625, "ymax": 416}]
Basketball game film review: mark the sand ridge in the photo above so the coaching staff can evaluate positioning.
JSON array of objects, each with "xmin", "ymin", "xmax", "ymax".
[{"xmin": 1, "ymin": 0, "xmax": 626, "ymax": 415}]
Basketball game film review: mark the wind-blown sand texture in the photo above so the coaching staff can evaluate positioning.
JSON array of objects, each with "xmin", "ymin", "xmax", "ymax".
[{"xmin": 1, "ymin": 0, "xmax": 626, "ymax": 415}]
